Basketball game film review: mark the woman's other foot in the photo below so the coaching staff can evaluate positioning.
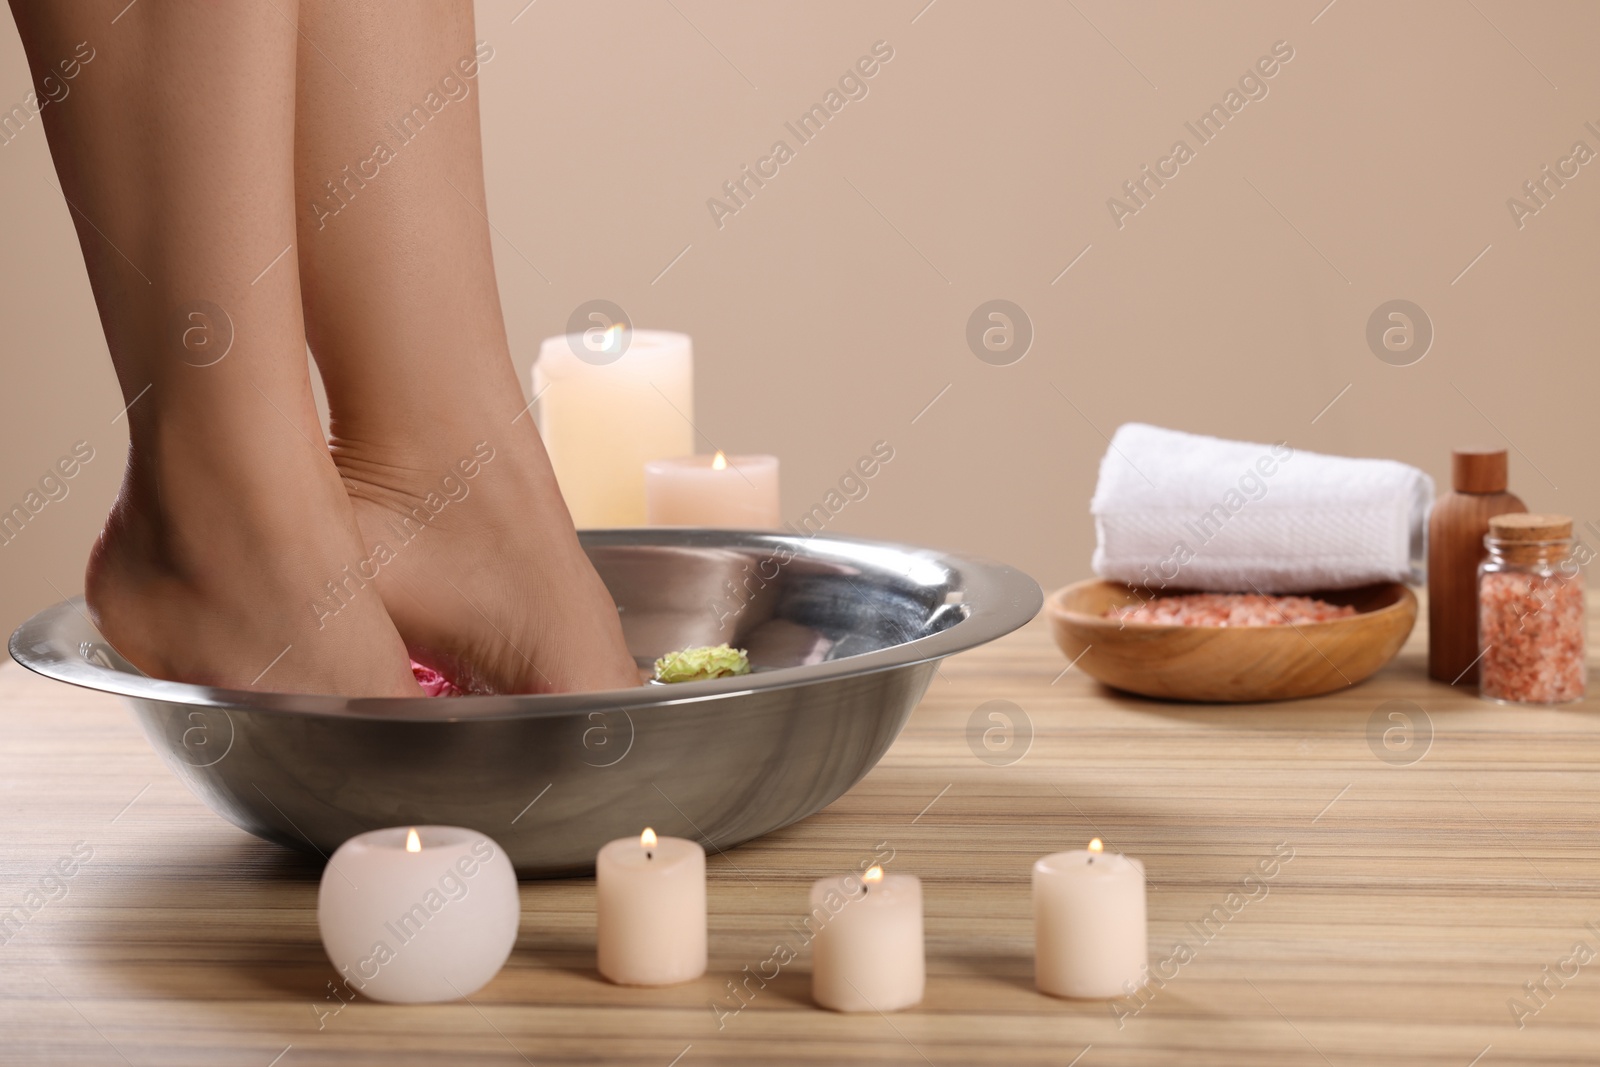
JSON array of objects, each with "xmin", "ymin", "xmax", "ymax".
[
  {"xmin": 330, "ymin": 412, "xmax": 640, "ymax": 695},
  {"xmin": 86, "ymin": 419, "xmax": 424, "ymax": 698}
]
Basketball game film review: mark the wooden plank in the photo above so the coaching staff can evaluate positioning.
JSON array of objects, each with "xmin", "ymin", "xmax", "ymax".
[{"xmin": 0, "ymin": 608, "xmax": 1596, "ymax": 1066}]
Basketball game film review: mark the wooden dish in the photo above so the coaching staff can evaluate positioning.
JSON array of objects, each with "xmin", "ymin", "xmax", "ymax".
[{"xmin": 1045, "ymin": 579, "xmax": 1418, "ymax": 703}]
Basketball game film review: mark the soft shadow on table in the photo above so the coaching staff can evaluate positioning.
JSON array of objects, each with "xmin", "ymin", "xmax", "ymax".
[
  {"xmin": 102, "ymin": 835, "xmax": 628, "ymax": 1003},
  {"xmin": 1074, "ymin": 656, "xmax": 1486, "ymax": 727},
  {"xmin": 948, "ymin": 953, "xmax": 1123, "ymax": 1016},
  {"xmin": 99, "ymin": 836, "xmax": 338, "ymax": 999},
  {"xmin": 954, "ymin": 954, "xmax": 1046, "ymax": 998}
]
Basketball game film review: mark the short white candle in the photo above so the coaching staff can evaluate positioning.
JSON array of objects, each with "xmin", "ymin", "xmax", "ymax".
[
  {"xmin": 1033, "ymin": 838, "xmax": 1147, "ymax": 999},
  {"xmin": 644, "ymin": 452, "xmax": 781, "ymax": 528},
  {"xmin": 318, "ymin": 826, "xmax": 519, "ymax": 1004},
  {"xmin": 810, "ymin": 866, "xmax": 924, "ymax": 1013},
  {"xmin": 596, "ymin": 828, "xmax": 707, "ymax": 986},
  {"xmin": 534, "ymin": 329, "xmax": 694, "ymax": 528}
]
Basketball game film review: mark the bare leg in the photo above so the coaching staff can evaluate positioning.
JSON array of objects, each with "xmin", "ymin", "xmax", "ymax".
[
  {"xmin": 292, "ymin": 3, "xmax": 637, "ymax": 692},
  {"xmin": 11, "ymin": 0, "xmax": 421, "ymax": 696}
]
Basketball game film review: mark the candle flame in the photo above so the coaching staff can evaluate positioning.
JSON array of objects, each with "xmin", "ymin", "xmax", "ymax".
[
  {"xmin": 1087, "ymin": 838, "xmax": 1103, "ymax": 853},
  {"xmin": 405, "ymin": 827, "xmax": 421, "ymax": 853},
  {"xmin": 711, "ymin": 451, "xmax": 728, "ymax": 471},
  {"xmin": 863, "ymin": 865, "xmax": 884, "ymax": 884},
  {"xmin": 641, "ymin": 827, "xmax": 658, "ymax": 850}
]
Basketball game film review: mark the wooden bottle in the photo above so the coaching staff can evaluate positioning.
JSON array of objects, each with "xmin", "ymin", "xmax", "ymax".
[{"xmin": 1427, "ymin": 448, "xmax": 1525, "ymax": 684}]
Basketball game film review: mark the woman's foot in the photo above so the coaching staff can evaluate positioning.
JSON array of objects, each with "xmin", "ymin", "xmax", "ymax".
[
  {"xmin": 85, "ymin": 426, "xmax": 424, "ymax": 698},
  {"xmin": 286, "ymin": 0, "xmax": 634, "ymax": 694},
  {"xmin": 328, "ymin": 412, "xmax": 641, "ymax": 695}
]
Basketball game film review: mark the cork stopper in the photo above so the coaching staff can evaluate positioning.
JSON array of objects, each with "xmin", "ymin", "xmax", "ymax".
[
  {"xmin": 1488, "ymin": 513, "xmax": 1571, "ymax": 541},
  {"xmin": 1452, "ymin": 448, "xmax": 1508, "ymax": 493}
]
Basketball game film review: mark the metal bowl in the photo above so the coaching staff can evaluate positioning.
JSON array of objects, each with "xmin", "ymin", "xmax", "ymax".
[{"xmin": 10, "ymin": 530, "xmax": 1040, "ymax": 876}]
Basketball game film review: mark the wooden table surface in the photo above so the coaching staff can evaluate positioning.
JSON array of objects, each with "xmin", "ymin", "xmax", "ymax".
[{"xmin": 3, "ymin": 609, "xmax": 1599, "ymax": 1067}]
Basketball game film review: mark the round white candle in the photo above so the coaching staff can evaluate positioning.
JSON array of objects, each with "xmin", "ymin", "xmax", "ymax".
[
  {"xmin": 1033, "ymin": 839, "xmax": 1147, "ymax": 999},
  {"xmin": 318, "ymin": 826, "xmax": 519, "ymax": 1004},
  {"xmin": 644, "ymin": 452, "xmax": 781, "ymax": 528},
  {"xmin": 810, "ymin": 866, "xmax": 924, "ymax": 1013},
  {"xmin": 596, "ymin": 828, "xmax": 707, "ymax": 986},
  {"xmin": 534, "ymin": 329, "xmax": 694, "ymax": 527}
]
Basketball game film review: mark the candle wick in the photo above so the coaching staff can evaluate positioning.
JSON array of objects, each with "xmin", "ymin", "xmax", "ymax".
[
  {"xmin": 646, "ymin": 851, "xmax": 653, "ymax": 860},
  {"xmin": 1088, "ymin": 857, "xmax": 1094, "ymax": 864}
]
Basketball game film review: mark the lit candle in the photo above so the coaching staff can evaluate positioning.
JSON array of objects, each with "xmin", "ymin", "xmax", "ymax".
[
  {"xmin": 644, "ymin": 451, "xmax": 781, "ymax": 528},
  {"xmin": 534, "ymin": 329, "xmax": 694, "ymax": 527},
  {"xmin": 810, "ymin": 866, "xmax": 924, "ymax": 1013},
  {"xmin": 317, "ymin": 826, "xmax": 520, "ymax": 1004},
  {"xmin": 1033, "ymin": 838, "xmax": 1147, "ymax": 999},
  {"xmin": 596, "ymin": 828, "xmax": 707, "ymax": 986}
]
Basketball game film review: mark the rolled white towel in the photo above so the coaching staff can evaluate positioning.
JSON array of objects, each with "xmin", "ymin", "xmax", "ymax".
[{"xmin": 1090, "ymin": 423, "xmax": 1433, "ymax": 593}]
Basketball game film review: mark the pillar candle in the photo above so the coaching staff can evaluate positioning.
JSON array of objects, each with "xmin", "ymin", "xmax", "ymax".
[
  {"xmin": 534, "ymin": 329, "xmax": 693, "ymax": 527},
  {"xmin": 644, "ymin": 452, "xmax": 781, "ymax": 528},
  {"xmin": 317, "ymin": 826, "xmax": 520, "ymax": 1004},
  {"xmin": 1033, "ymin": 838, "xmax": 1147, "ymax": 999},
  {"xmin": 596, "ymin": 828, "xmax": 707, "ymax": 986},
  {"xmin": 810, "ymin": 866, "xmax": 924, "ymax": 1013}
]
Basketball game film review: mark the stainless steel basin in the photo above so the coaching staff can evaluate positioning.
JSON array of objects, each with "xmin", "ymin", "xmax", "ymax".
[{"xmin": 9, "ymin": 529, "xmax": 1041, "ymax": 876}]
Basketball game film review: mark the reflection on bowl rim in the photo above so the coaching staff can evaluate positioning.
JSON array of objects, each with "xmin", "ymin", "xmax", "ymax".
[{"xmin": 10, "ymin": 529, "xmax": 1042, "ymax": 724}]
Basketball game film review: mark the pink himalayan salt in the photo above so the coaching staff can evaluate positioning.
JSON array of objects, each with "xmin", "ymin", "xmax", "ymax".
[
  {"xmin": 1478, "ymin": 571, "xmax": 1586, "ymax": 704},
  {"xmin": 1106, "ymin": 592, "xmax": 1356, "ymax": 627},
  {"xmin": 411, "ymin": 661, "xmax": 465, "ymax": 697}
]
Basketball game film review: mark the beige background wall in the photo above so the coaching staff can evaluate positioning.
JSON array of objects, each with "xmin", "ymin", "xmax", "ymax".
[{"xmin": 1, "ymin": 0, "xmax": 1596, "ymax": 636}]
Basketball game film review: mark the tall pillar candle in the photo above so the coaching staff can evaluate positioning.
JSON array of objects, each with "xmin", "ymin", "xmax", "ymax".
[
  {"xmin": 1033, "ymin": 838, "xmax": 1147, "ymax": 999},
  {"xmin": 596, "ymin": 828, "xmax": 707, "ymax": 986},
  {"xmin": 644, "ymin": 452, "xmax": 781, "ymax": 528},
  {"xmin": 534, "ymin": 329, "xmax": 693, "ymax": 527},
  {"xmin": 810, "ymin": 866, "xmax": 924, "ymax": 1012}
]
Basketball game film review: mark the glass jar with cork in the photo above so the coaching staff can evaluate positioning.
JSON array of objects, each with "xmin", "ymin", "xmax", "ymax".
[{"xmin": 1477, "ymin": 513, "xmax": 1587, "ymax": 704}]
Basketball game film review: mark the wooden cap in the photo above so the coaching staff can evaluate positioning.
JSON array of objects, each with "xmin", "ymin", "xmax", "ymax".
[
  {"xmin": 1488, "ymin": 513, "xmax": 1571, "ymax": 541},
  {"xmin": 1452, "ymin": 448, "xmax": 1508, "ymax": 493}
]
